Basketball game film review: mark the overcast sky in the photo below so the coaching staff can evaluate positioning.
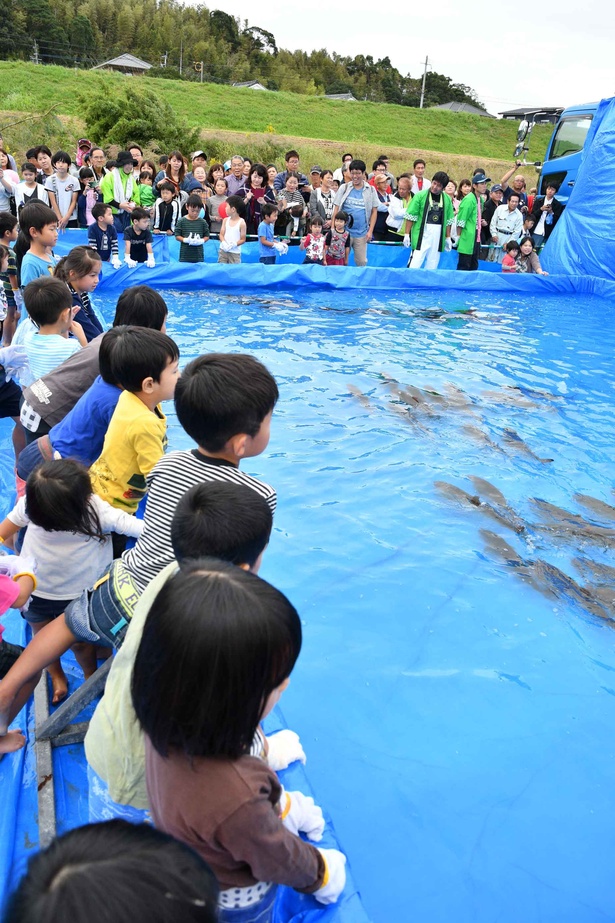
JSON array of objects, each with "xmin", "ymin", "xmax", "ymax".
[{"xmin": 204, "ymin": 0, "xmax": 614, "ymax": 113}]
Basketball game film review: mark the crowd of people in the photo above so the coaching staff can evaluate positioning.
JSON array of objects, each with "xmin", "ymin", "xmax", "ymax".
[
  {"xmin": 0, "ymin": 137, "xmax": 562, "ymax": 276},
  {"xmin": 0, "ymin": 131, "xmax": 564, "ymax": 921}
]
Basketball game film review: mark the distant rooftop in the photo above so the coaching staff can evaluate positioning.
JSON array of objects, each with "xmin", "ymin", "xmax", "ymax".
[
  {"xmin": 232, "ymin": 80, "xmax": 269, "ymax": 91},
  {"xmin": 91, "ymin": 54, "xmax": 152, "ymax": 72},
  {"xmin": 324, "ymin": 92, "xmax": 357, "ymax": 102},
  {"xmin": 434, "ymin": 101, "xmax": 495, "ymax": 118}
]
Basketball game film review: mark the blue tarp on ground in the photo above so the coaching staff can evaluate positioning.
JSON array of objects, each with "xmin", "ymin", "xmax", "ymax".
[{"xmin": 542, "ymin": 95, "xmax": 615, "ymax": 280}]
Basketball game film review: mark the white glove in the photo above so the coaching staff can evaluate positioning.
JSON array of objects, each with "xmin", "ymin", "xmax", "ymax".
[
  {"xmin": 125, "ymin": 257, "xmax": 138, "ymax": 268},
  {"xmin": 0, "ymin": 551, "xmax": 38, "ymax": 584},
  {"xmin": 188, "ymin": 234, "xmax": 203, "ymax": 246},
  {"xmin": 146, "ymin": 254, "xmax": 156, "ymax": 268},
  {"xmin": 266, "ymin": 729, "xmax": 306, "ymax": 770},
  {"xmin": 273, "ymin": 241, "xmax": 285, "ymax": 254},
  {"xmin": 313, "ymin": 848, "xmax": 347, "ymax": 904},
  {"xmin": 444, "ymin": 238, "xmax": 453, "ymax": 252},
  {"xmin": 13, "ymin": 290, "xmax": 23, "ymax": 309},
  {"xmin": 0, "ymin": 344, "xmax": 29, "ymax": 372},
  {"xmin": 279, "ymin": 788, "xmax": 324, "ymax": 842},
  {"xmin": 219, "ymin": 240, "xmax": 233, "ymax": 252},
  {"xmin": 403, "ymin": 234, "xmax": 411, "ymax": 248},
  {"xmin": 110, "ymin": 255, "xmax": 122, "ymax": 269}
]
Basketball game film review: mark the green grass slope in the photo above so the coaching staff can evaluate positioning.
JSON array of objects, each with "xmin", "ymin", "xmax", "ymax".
[{"xmin": 0, "ymin": 62, "xmax": 552, "ymax": 163}]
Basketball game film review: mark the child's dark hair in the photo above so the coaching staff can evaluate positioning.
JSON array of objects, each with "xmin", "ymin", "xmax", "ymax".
[
  {"xmin": 225, "ymin": 195, "xmax": 245, "ymax": 217},
  {"xmin": 158, "ymin": 181, "xmax": 176, "ymax": 195},
  {"xmin": 26, "ymin": 459, "xmax": 105, "ymax": 542},
  {"xmin": 505, "ymin": 240, "xmax": 520, "ymax": 253},
  {"xmin": 174, "ymin": 353, "xmax": 278, "ymax": 451},
  {"xmin": 335, "ymin": 210, "xmax": 351, "ymax": 228},
  {"xmin": 309, "ymin": 215, "xmax": 323, "ymax": 227},
  {"xmin": 131, "ymin": 207, "xmax": 150, "ymax": 222},
  {"xmin": 91, "ymin": 202, "xmax": 112, "ymax": 221},
  {"xmin": 139, "ymin": 170, "xmax": 153, "ymax": 183},
  {"xmin": 51, "ymin": 150, "xmax": 71, "ymax": 167},
  {"xmin": 79, "ymin": 166, "xmax": 94, "ymax": 182},
  {"xmin": 103, "ymin": 326, "xmax": 178, "ymax": 393},
  {"xmin": 21, "ymin": 161, "xmax": 37, "ymax": 175},
  {"xmin": 54, "ymin": 246, "xmax": 101, "ymax": 282},
  {"xmin": 261, "ymin": 203, "xmax": 278, "ymax": 219},
  {"xmin": 290, "ymin": 204, "xmax": 304, "ymax": 217},
  {"xmin": 112, "ymin": 285, "xmax": 168, "ymax": 330},
  {"xmin": 132, "ymin": 559, "xmax": 302, "ymax": 760},
  {"xmin": 35, "ymin": 145, "xmax": 52, "ymax": 159},
  {"xmin": 24, "ymin": 277, "xmax": 72, "ymax": 327},
  {"xmin": 19, "ymin": 202, "xmax": 57, "ymax": 241},
  {"xmin": 186, "ymin": 194, "xmax": 202, "ymax": 209},
  {"xmin": 0, "ymin": 212, "xmax": 17, "ymax": 236},
  {"xmin": 171, "ymin": 481, "xmax": 272, "ymax": 567},
  {"xmin": 3, "ymin": 820, "xmax": 219, "ymax": 923},
  {"xmin": 0, "ymin": 243, "xmax": 9, "ymax": 266}
]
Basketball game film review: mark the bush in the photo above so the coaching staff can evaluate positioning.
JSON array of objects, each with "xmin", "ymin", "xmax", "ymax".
[{"xmin": 81, "ymin": 84, "xmax": 201, "ymax": 153}]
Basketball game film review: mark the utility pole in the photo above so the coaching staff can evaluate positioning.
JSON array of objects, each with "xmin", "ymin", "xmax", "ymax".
[
  {"xmin": 31, "ymin": 40, "xmax": 40, "ymax": 65},
  {"xmin": 194, "ymin": 61, "xmax": 204, "ymax": 83},
  {"xmin": 179, "ymin": 37, "xmax": 183, "ymax": 74},
  {"xmin": 419, "ymin": 55, "xmax": 430, "ymax": 109}
]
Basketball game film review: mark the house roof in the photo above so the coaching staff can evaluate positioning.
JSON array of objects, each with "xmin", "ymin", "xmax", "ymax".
[
  {"xmin": 232, "ymin": 80, "xmax": 269, "ymax": 90},
  {"xmin": 91, "ymin": 54, "xmax": 152, "ymax": 71},
  {"xmin": 498, "ymin": 106, "xmax": 562, "ymax": 117},
  {"xmin": 324, "ymin": 92, "xmax": 357, "ymax": 101},
  {"xmin": 434, "ymin": 101, "xmax": 495, "ymax": 118}
]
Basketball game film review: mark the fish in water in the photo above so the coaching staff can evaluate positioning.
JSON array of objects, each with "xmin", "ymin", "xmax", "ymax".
[
  {"xmin": 480, "ymin": 389, "xmax": 542, "ymax": 410},
  {"xmin": 460, "ymin": 424, "xmax": 505, "ymax": 454},
  {"xmin": 531, "ymin": 499, "xmax": 615, "ymax": 545},
  {"xmin": 480, "ymin": 530, "xmax": 615, "ymax": 622},
  {"xmin": 501, "ymin": 428, "xmax": 553, "ymax": 463},
  {"xmin": 510, "ymin": 385, "xmax": 564, "ymax": 402},
  {"xmin": 573, "ymin": 493, "xmax": 615, "ymax": 522},
  {"xmin": 435, "ymin": 481, "xmax": 525, "ymax": 533},
  {"xmin": 468, "ymin": 477, "xmax": 527, "ymax": 533},
  {"xmin": 347, "ymin": 384, "xmax": 376, "ymax": 412}
]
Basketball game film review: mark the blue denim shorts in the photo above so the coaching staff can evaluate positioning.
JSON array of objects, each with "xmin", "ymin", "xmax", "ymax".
[
  {"xmin": 24, "ymin": 594, "xmax": 73, "ymax": 625},
  {"xmin": 64, "ymin": 561, "xmax": 140, "ymax": 648}
]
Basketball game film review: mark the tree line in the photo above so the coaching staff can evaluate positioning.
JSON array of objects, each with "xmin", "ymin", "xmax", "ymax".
[{"xmin": 0, "ymin": 0, "xmax": 485, "ymax": 109}]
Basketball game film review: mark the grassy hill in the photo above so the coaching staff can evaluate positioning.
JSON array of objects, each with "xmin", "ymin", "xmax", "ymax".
[{"xmin": 0, "ymin": 61, "xmax": 552, "ymax": 183}]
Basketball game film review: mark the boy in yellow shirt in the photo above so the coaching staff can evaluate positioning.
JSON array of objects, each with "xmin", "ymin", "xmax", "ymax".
[{"xmin": 89, "ymin": 327, "xmax": 180, "ymax": 552}]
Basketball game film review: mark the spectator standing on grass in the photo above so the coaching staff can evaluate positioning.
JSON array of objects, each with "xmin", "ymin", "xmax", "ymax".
[
  {"xmin": 386, "ymin": 174, "xmax": 412, "ymax": 237},
  {"xmin": 480, "ymin": 184, "xmax": 504, "ymax": 259},
  {"xmin": 100, "ymin": 152, "xmax": 141, "ymax": 234},
  {"xmin": 410, "ymin": 159, "xmax": 431, "ymax": 196},
  {"xmin": 456, "ymin": 172, "xmax": 489, "ymax": 271},
  {"xmin": 226, "ymin": 156, "xmax": 249, "ymax": 197},
  {"xmin": 402, "ymin": 171, "xmax": 454, "ymax": 269},
  {"xmin": 530, "ymin": 182, "xmax": 563, "ymax": 249},
  {"xmin": 333, "ymin": 153, "xmax": 353, "ymax": 184},
  {"xmin": 309, "ymin": 170, "xmax": 336, "ymax": 231},
  {"xmin": 275, "ymin": 174, "xmax": 307, "ymax": 238},
  {"xmin": 331, "ymin": 159, "xmax": 378, "ymax": 267},
  {"xmin": 185, "ymin": 150, "xmax": 208, "ymax": 185},
  {"xmin": 273, "ymin": 150, "xmax": 309, "ymax": 192},
  {"xmin": 500, "ymin": 163, "xmax": 528, "ymax": 211},
  {"xmin": 88, "ymin": 147, "xmax": 108, "ymax": 186},
  {"xmin": 243, "ymin": 164, "xmax": 276, "ymax": 236},
  {"xmin": 489, "ymin": 193, "xmax": 524, "ymax": 262},
  {"xmin": 372, "ymin": 173, "xmax": 394, "ymax": 241}
]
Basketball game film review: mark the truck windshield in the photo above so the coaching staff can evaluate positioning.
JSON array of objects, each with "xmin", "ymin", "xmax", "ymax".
[{"xmin": 549, "ymin": 115, "xmax": 593, "ymax": 160}]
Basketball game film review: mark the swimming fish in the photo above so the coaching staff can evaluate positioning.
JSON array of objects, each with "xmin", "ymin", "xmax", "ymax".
[
  {"xmin": 460, "ymin": 425, "xmax": 505, "ymax": 454},
  {"xmin": 572, "ymin": 557, "xmax": 615, "ymax": 585},
  {"xmin": 481, "ymin": 390, "xmax": 542, "ymax": 410},
  {"xmin": 347, "ymin": 384, "xmax": 376, "ymax": 411},
  {"xmin": 530, "ymin": 499, "xmax": 615, "ymax": 544},
  {"xmin": 480, "ymin": 531, "xmax": 614, "ymax": 622},
  {"xmin": 468, "ymin": 477, "xmax": 527, "ymax": 533},
  {"xmin": 501, "ymin": 428, "xmax": 554, "ymax": 463},
  {"xmin": 573, "ymin": 493, "xmax": 615, "ymax": 522},
  {"xmin": 435, "ymin": 481, "xmax": 525, "ymax": 533}
]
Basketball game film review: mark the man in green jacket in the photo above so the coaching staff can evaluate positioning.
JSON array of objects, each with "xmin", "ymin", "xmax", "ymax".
[
  {"xmin": 402, "ymin": 171, "xmax": 454, "ymax": 269},
  {"xmin": 455, "ymin": 172, "xmax": 490, "ymax": 271},
  {"xmin": 100, "ymin": 151, "xmax": 141, "ymax": 234}
]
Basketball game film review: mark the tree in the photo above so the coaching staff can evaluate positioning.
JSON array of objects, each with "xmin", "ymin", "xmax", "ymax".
[{"xmin": 81, "ymin": 85, "xmax": 201, "ymax": 152}]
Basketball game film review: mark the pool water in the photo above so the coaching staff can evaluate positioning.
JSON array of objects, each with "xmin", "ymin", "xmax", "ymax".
[{"xmin": 5, "ymin": 285, "xmax": 615, "ymax": 922}]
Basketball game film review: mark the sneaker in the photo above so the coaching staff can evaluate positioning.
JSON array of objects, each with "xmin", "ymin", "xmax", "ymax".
[{"xmin": 0, "ymin": 639, "xmax": 24, "ymax": 679}]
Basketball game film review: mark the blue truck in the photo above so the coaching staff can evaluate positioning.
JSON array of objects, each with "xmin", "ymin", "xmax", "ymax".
[{"xmin": 513, "ymin": 102, "xmax": 598, "ymax": 203}]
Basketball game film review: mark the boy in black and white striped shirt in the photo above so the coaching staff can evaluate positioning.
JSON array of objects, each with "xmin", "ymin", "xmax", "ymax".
[{"xmin": 121, "ymin": 353, "xmax": 278, "ymax": 596}]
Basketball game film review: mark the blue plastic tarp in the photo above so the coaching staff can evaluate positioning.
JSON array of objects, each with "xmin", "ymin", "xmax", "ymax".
[{"xmin": 543, "ymin": 95, "xmax": 615, "ymax": 279}]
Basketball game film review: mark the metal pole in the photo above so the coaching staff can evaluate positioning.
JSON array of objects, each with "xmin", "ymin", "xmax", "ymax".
[{"xmin": 419, "ymin": 55, "xmax": 429, "ymax": 109}]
